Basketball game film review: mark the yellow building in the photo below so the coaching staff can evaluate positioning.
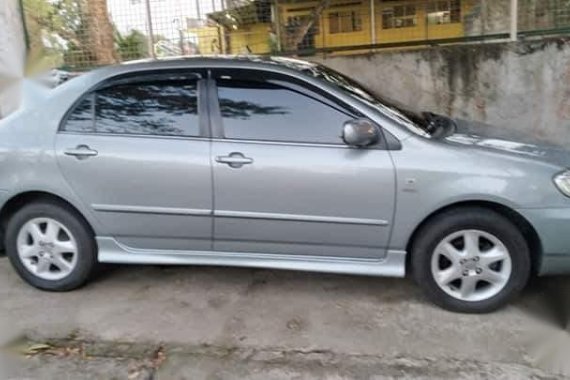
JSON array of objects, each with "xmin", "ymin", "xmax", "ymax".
[
  {"xmin": 188, "ymin": 26, "xmax": 225, "ymax": 55},
  {"xmin": 201, "ymin": 0, "xmax": 474, "ymax": 55},
  {"xmin": 206, "ymin": 1, "xmax": 275, "ymax": 55}
]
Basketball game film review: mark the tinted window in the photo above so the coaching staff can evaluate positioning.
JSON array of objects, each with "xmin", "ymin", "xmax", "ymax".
[
  {"xmin": 63, "ymin": 80, "xmax": 200, "ymax": 137},
  {"xmin": 217, "ymin": 79, "xmax": 353, "ymax": 144},
  {"xmin": 96, "ymin": 81, "xmax": 199, "ymax": 136}
]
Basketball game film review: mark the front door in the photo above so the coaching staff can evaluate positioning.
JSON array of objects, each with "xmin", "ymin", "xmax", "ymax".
[
  {"xmin": 210, "ymin": 70, "xmax": 396, "ymax": 258},
  {"xmin": 56, "ymin": 72, "xmax": 212, "ymax": 251}
]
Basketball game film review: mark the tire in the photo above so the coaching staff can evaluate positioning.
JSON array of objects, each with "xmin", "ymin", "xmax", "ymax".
[
  {"xmin": 5, "ymin": 200, "xmax": 97, "ymax": 291},
  {"xmin": 411, "ymin": 207, "xmax": 531, "ymax": 313}
]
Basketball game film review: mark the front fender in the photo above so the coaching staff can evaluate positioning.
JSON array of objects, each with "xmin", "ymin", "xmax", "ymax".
[{"xmin": 387, "ymin": 136, "xmax": 566, "ymax": 250}]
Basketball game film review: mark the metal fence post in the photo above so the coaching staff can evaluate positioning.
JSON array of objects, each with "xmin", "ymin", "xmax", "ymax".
[
  {"xmin": 274, "ymin": 0, "xmax": 283, "ymax": 52},
  {"xmin": 196, "ymin": 0, "xmax": 202, "ymax": 20},
  {"xmin": 510, "ymin": 0, "xmax": 518, "ymax": 41},
  {"xmin": 370, "ymin": 0, "xmax": 376, "ymax": 45},
  {"xmin": 144, "ymin": 0, "xmax": 157, "ymax": 58},
  {"xmin": 424, "ymin": 1, "xmax": 429, "ymax": 41},
  {"xmin": 481, "ymin": 0, "xmax": 487, "ymax": 35}
]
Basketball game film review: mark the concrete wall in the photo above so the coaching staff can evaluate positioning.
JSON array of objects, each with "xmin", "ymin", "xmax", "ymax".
[
  {"xmin": 0, "ymin": 0, "xmax": 25, "ymax": 118},
  {"xmin": 464, "ymin": 0, "xmax": 510, "ymax": 36},
  {"xmin": 313, "ymin": 38, "xmax": 570, "ymax": 145}
]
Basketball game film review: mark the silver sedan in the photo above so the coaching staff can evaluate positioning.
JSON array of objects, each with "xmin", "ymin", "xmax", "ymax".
[{"xmin": 1, "ymin": 56, "xmax": 569, "ymax": 313}]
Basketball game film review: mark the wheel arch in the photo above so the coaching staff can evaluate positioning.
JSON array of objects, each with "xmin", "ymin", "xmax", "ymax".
[
  {"xmin": 0, "ymin": 191, "xmax": 96, "ymax": 251},
  {"xmin": 405, "ymin": 200, "xmax": 542, "ymax": 275}
]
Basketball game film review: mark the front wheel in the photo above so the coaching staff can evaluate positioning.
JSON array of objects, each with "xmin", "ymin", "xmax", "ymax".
[
  {"xmin": 411, "ymin": 207, "xmax": 531, "ymax": 313},
  {"xmin": 5, "ymin": 201, "xmax": 97, "ymax": 291}
]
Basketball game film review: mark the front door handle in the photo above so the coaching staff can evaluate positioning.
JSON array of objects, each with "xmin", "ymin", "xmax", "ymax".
[
  {"xmin": 64, "ymin": 145, "xmax": 98, "ymax": 159},
  {"xmin": 215, "ymin": 152, "xmax": 253, "ymax": 168}
]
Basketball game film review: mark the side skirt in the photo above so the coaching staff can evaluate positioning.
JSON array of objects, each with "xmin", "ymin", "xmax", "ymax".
[{"xmin": 96, "ymin": 237, "xmax": 406, "ymax": 278}]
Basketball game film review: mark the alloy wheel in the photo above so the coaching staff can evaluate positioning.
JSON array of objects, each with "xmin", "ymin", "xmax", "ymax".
[
  {"xmin": 430, "ymin": 229, "xmax": 512, "ymax": 302},
  {"xmin": 16, "ymin": 217, "xmax": 79, "ymax": 281}
]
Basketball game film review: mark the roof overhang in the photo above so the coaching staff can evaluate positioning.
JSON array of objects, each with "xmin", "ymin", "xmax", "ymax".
[{"xmin": 207, "ymin": 0, "xmax": 272, "ymax": 28}]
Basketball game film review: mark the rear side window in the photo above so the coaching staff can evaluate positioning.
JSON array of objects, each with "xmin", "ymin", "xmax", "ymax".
[
  {"xmin": 216, "ymin": 78, "xmax": 355, "ymax": 144},
  {"xmin": 62, "ymin": 79, "xmax": 200, "ymax": 137}
]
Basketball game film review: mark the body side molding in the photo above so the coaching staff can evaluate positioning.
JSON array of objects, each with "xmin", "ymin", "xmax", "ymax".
[{"xmin": 97, "ymin": 237, "xmax": 406, "ymax": 277}]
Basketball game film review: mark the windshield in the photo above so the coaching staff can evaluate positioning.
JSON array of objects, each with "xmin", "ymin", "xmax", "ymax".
[{"xmin": 299, "ymin": 64, "xmax": 432, "ymax": 136}]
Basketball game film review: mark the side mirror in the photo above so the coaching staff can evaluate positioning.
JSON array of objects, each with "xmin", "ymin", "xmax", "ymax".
[{"xmin": 342, "ymin": 119, "xmax": 381, "ymax": 148}]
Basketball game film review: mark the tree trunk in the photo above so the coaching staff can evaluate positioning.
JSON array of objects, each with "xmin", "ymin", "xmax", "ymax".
[
  {"xmin": 84, "ymin": 0, "xmax": 117, "ymax": 65},
  {"xmin": 284, "ymin": 0, "xmax": 330, "ymax": 52}
]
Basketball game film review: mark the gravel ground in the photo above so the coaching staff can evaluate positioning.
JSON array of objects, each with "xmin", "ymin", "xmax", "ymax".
[{"xmin": 0, "ymin": 257, "xmax": 568, "ymax": 379}]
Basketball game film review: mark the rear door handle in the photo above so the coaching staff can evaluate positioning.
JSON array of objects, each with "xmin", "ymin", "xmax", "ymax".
[
  {"xmin": 215, "ymin": 152, "xmax": 253, "ymax": 168},
  {"xmin": 64, "ymin": 145, "xmax": 98, "ymax": 159}
]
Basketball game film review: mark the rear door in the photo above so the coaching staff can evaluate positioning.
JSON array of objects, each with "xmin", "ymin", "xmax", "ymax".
[
  {"xmin": 56, "ymin": 70, "xmax": 213, "ymax": 251},
  {"xmin": 210, "ymin": 69, "xmax": 396, "ymax": 259}
]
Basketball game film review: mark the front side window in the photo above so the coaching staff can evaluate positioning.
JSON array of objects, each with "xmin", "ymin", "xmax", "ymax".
[
  {"xmin": 63, "ymin": 79, "xmax": 200, "ymax": 137},
  {"xmin": 216, "ymin": 77, "xmax": 355, "ymax": 144},
  {"xmin": 294, "ymin": 62, "xmax": 430, "ymax": 137}
]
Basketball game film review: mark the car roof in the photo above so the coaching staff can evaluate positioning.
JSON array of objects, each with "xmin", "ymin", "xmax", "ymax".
[
  {"xmin": 88, "ymin": 55, "xmax": 322, "ymax": 79},
  {"xmin": 55, "ymin": 55, "xmax": 327, "ymax": 97},
  {"xmin": 120, "ymin": 55, "xmax": 315, "ymax": 69}
]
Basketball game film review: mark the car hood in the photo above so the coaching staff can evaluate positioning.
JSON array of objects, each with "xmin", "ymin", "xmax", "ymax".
[{"xmin": 442, "ymin": 118, "xmax": 570, "ymax": 168}]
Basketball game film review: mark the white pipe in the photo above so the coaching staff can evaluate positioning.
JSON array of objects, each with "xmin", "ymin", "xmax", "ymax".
[{"xmin": 510, "ymin": 0, "xmax": 518, "ymax": 41}]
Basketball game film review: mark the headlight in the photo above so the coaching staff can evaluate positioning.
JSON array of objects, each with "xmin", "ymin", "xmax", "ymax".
[{"xmin": 554, "ymin": 170, "xmax": 570, "ymax": 197}]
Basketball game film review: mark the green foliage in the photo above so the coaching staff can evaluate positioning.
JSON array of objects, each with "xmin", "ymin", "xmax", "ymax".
[
  {"xmin": 24, "ymin": 0, "xmax": 91, "ymax": 70},
  {"xmin": 23, "ymin": 0, "xmax": 117, "ymax": 70},
  {"xmin": 116, "ymin": 30, "xmax": 149, "ymax": 61}
]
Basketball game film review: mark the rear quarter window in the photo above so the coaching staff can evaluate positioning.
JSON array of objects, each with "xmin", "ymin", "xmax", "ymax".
[{"xmin": 63, "ymin": 95, "xmax": 95, "ymax": 133}]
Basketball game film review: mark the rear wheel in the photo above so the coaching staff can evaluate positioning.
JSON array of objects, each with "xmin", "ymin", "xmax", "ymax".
[
  {"xmin": 5, "ymin": 201, "xmax": 97, "ymax": 291},
  {"xmin": 411, "ymin": 207, "xmax": 531, "ymax": 313}
]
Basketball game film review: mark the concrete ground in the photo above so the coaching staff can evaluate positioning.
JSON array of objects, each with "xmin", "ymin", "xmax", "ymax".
[{"xmin": 0, "ymin": 256, "xmax": 568, "ymax": 379}]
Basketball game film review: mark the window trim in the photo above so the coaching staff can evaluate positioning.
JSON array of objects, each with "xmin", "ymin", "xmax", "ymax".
[
  {"xmin": 329, "ymin": 10, "xmax": 363, "ymax": 34},
  {"xmin": 209, "ymin": 68, "xmax": 389, "ymax": 149},
  {"xmin": 58, "ymin": 69, "xmax": 210, "ymax": 139},
  {"xmin": 381, "ymin": 4, "xmax": 417, "ymax": 30}
]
